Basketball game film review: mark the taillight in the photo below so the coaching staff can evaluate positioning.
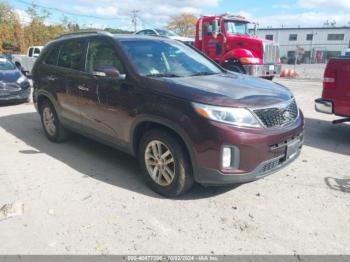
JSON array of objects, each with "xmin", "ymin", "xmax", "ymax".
[{"xmin": 323, "ymin": 66, "xmax": 335, "ymax": 88}]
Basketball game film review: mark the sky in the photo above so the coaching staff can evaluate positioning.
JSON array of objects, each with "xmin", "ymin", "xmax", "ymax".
[{"xmin": 8, "ymin": 0, "xmax": 350, "ymax": 30}]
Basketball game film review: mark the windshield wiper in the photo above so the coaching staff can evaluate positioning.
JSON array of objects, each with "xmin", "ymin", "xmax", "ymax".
[
  {"xmin": 189, "ymin": 72, "xmax": 218, "ymax": 76},
  {"xmin": 145, "ymin": 73, "xmax": 181, "ymax": 78}
]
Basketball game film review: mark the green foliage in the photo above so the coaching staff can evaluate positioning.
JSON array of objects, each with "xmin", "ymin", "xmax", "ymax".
[{"xmin": 0, "ymin": 2, "xmax": 130, "ymax": 54}]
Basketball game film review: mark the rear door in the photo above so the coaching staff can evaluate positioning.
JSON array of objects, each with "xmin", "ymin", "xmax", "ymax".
[{"xmin": 53, "ymin": 39, "xmax": 88, "ymax": 126}]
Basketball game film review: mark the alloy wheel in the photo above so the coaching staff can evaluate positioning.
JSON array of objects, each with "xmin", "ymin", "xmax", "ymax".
[{"xmin": 144, "ymin": 140, "xmax": 175, "ymax": 187}]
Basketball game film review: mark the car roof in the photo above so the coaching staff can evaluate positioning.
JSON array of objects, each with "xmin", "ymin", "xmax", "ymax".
[{"xmin": 52, "ymin": 31, "xmax": 175, "ymax": 43}]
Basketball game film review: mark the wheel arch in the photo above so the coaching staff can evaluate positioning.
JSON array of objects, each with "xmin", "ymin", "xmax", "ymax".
[{"xmin": 130, "ymin": 116, "xmax": 197, "ymax": 174}]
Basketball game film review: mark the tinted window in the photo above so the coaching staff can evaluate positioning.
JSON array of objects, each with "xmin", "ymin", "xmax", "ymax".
[
  {"xmin": 34, "ymin": 48, "xmax": 41, "ymax": 55},
  {"xmin": 28, "ymin": 48, "xmax": 33, "ymax": 57},
  {"xmin": 265, "ymin": 34, "xmax": 273, "ymax": 41},
  {"xmin": 328, "ymin": 34, "xmax": 344, "ymax": 41},
  {"xmin": 86, "ymin": 38, "xmax": 124, "ymax": 74},
  {"xmin": 306, "ymin": 34, "xmax": 313, "ymax": 41},
  {"xmin": 136, "ymin": 30, "xmax": 146, "ymax": 35},
  {"xmin": 0, "ymin": 58, "xmax": 16, "ymax": 70},
  {"xmin": 289, "ymin": 34, "xmax": 297, "ymax": 41},
  {"xmin": 45, "ymin": 47, "xmax": 60, "ymax": 65},
  {"xmin": 120, "ymin": 39, "xmax": 222, "ymax": 77},
  {"xmin": 144, "ymin": 30, "xmax": 157, "ymax": 36},
  {"xmin": 58, "ymin": 40, "xmax": 85, "ymax": 70}
]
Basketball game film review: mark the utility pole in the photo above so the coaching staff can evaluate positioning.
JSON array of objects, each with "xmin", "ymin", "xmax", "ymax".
[{"xmin": 131, "ymin": 10, "xmax": 140, "ymax": 32}]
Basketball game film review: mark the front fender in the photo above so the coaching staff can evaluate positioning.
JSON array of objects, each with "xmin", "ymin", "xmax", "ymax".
[{"xmin": 219, "ymin": 49, "xmax": 255, "ymax": 65}]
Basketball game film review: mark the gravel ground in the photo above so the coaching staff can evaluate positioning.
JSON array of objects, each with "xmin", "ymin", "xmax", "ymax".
[{"xmin": 0, "ymin": 78, "xmax": 349, "ymax": 255}]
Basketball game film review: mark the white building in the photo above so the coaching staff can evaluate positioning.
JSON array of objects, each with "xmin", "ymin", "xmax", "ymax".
[{"xmin": 256, "ymin": 26, "xmax": 350, "ymax": 63}]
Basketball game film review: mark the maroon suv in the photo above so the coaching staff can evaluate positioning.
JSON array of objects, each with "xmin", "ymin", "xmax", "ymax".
[{"xmin": 32, "ymin": 32, "xmax": 304, "ymax": 197}]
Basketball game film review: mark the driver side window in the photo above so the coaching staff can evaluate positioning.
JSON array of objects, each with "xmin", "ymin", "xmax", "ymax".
[{"xmin": 86, "ymin": 38, "xmax": 125, "ymax": 75}]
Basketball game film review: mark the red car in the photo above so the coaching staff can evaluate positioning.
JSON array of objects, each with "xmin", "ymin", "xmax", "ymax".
[{"xmin": 315, "ymin": 57, "xmax": 350, "ymax": 124}]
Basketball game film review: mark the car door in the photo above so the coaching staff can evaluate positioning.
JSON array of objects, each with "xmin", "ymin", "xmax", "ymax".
[
  {"xmin": 79, "ymin": 37, "xmax": 131, "ymax": 147},
  {"xmin": 53, "ymin": 39, "xmax": 88, "ymax": 127}
]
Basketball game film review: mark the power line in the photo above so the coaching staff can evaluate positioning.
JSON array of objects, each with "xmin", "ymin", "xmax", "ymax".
[{"xmin": 13, "ymin": 0, "xmax": 120, "ymax": 20}]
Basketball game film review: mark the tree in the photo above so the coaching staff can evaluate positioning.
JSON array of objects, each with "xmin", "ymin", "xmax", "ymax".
[
  {"xmin": 166, "ymin": 13, "xmax": 197, "ymax": 37},
  {"xmin": 0, "ymin": 2, "xmax": 24, "ymax": 53}
]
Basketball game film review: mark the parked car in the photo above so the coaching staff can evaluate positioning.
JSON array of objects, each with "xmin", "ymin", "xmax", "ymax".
[
  {"xmin": 12, "ymin": 46, "xmax": 44, "ymax": 76},
  {"xmin": 32, "ymin": 31, "xmax": 304, "ymax": 197},
  {"xmin": 0, "ymin": 56, "xmax": 30, "ymax": 103},
  {"xmin": 135, "ymin": 28, "xmax": 194, "ymax": 45},
  {"xmin": 315, "ymin": 56, "xmax": 350, "ymax": 124}
]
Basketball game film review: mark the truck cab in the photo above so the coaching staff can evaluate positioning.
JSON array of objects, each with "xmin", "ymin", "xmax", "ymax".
[
  {"xmin": 315, "ymin": 57, "xmax": 350, "ymax": 124},
  {"xmin": 194, "ymin": 14, "xmax": 281, "ymax": 79},
  {"xmin": 12, "ymin": 46, "xmax": 44, "ymax": 76}
]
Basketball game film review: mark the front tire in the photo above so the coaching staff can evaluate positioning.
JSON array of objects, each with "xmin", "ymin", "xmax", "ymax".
[
  {"xmin": 138, "ymin": 130, "xmax": 194, "ymax": 197},
  {"xmin": 39, "ymin": 100, "xmax": 70, "ymax": 142},
  {"xmin": 224, "ymin": 60, "xmax": 246, "ymax": 74}
]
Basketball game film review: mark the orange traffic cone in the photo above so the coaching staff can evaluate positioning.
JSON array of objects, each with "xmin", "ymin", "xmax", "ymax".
[{"xmin": 280, "ymin": 68, "xmax": 298, "ymax": 78}]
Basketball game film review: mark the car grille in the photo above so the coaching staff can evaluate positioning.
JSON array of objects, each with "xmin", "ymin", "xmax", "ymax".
[
  {"xmin": 263, "ymin": 43, "xmax": 280, "ymax": 64},
  {"xmin": 253, "ymin": 99, "xmax": 299, "ymax": 128},
  {"xmin": 259, "ymin": 158, "xmax": 280, "ymax": 174}
]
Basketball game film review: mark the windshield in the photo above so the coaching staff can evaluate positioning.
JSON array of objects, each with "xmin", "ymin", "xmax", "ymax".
[
  {"xmin": 155, "ymin": 29, "xmax": 177, "ymax": 37},
  {"xmin": 224, "ymin": 20, "xmax": 249, "ymax": 35},
  {"xmin": 120, "ymin": 39, "xmax": 223, "ymax": 77},
  {"xmin": 0, "ymin": 58, "xmax": 16, "ymax": 70}
]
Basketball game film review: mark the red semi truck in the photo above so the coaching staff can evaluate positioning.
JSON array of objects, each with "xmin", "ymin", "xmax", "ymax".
[
  {"xmin": 194, "ymin": 14, "xmax": 281, "ymax": 79},
  {"xmin": 315, "ymin": 57, "xmax": 350, "ymax": 124}
]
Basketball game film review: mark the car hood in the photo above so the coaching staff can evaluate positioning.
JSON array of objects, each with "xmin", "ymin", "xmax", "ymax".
[
  {"xmin": 0, "ymin": 69, "xmax": 21, "ymax": 83},
  {"xmin": 146, "ymin": 72, "xmax": 294, "ymax": 108}
]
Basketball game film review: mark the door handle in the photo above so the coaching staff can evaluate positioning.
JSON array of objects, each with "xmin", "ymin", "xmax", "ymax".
[{"xmin": 78, "ymin": 85, "xmax": 89, "ymax": 92}]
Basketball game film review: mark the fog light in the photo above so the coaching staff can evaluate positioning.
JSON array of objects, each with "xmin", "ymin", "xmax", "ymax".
[
  {"xmin": 222, "ymin": 146, "xmax": 240, "ymax": 170},
  {"xmin": 222, "ymin": 147, "xmax": 232, "ymax": 168}
]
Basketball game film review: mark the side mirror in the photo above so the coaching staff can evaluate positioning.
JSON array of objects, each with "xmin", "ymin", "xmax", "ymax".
[{"xmin": 93, "ymin": 66, "xmax": 126, "ymax": 80}]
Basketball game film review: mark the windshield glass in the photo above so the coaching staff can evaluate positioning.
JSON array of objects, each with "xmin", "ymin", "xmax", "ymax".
[
  {"xmin": 120, "ymin": 39, "xmax": 223, "ymax": 77},
  {"xmin": 156, "ymin": 29, "xmax": 177, "ymax": 37},
  {"xmin": 224, "ymin": 20, "xmax": 249, "ymax": 35},
  {"xmin": 0, "ymin": 58, "xmax": 16, "ymax": 70}
]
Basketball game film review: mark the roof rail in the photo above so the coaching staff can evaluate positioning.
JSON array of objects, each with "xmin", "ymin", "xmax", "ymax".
[{"xmin": 54, "ymin": 30, "xmax": 113, "ymax": 40}]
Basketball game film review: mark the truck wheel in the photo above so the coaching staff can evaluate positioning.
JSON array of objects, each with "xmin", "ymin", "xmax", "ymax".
[
  {"xmin": 224, "ymin": 61, "xmax": 245, "ymax": 74},
  {"xmin": 138, "ymin": 129, "xmax": 194, "ymax": 197},
  {"xmin": 39, "ymin": 100, "xmax": 70, "ymax": 142}
]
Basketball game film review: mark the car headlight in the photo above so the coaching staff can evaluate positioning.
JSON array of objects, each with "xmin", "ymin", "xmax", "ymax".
[
  {"xmin": 193, "ymin": 102, "xmax": 262, "ymax": 128},
  {"xmin": 16, "ymin": 75, "xmax": 27, "ymax": 84}
]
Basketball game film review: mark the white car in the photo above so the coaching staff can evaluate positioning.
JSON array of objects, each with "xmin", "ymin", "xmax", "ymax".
[
  {"xmin": 135, "ymin": 29, "xmax": 194, "ymax": 45},
  {"xmin": 12, "ymin": 46, "xmax": 44, "ymax": 76}
]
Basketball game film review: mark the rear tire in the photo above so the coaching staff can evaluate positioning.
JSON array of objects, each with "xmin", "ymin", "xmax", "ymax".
[
  {"xmin": 138, "ymin": 129, "xmax": 194, "ymax": 197},
  {"xmin": 39, "ymin": 100, "xmax": 70, "ymax": 142},
  {"xmin": 264, "ymin": 76, "xmax": 274, "ymax": 81}
]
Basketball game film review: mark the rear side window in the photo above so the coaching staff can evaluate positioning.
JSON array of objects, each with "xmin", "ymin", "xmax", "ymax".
[
  {"xmin": 45, "ymin": 47, "xmax": 60, "ymax": 65},
  {"xmin": 58, "ymin": 40, "xmax": 85, "ymax": 70}
]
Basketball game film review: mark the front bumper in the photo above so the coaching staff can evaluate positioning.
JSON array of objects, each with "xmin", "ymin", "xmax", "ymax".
[
  {"xmin": 192, "ymin": 112, "xmax": 304, "ymax": 185},
  {"xmin": 0, "ymin": 87, "xmax": 30, "ymax": 103},
  {"xmin": 315, "ymin": 98, "xmax": 333, "ymax": 114},
  {"xmin": 197, "ymin": 134, "xmax": 303, "ymax": 185},
  {"xmin": 243, "ymin": 64, "xmax": 282, "ymax": 78}
]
